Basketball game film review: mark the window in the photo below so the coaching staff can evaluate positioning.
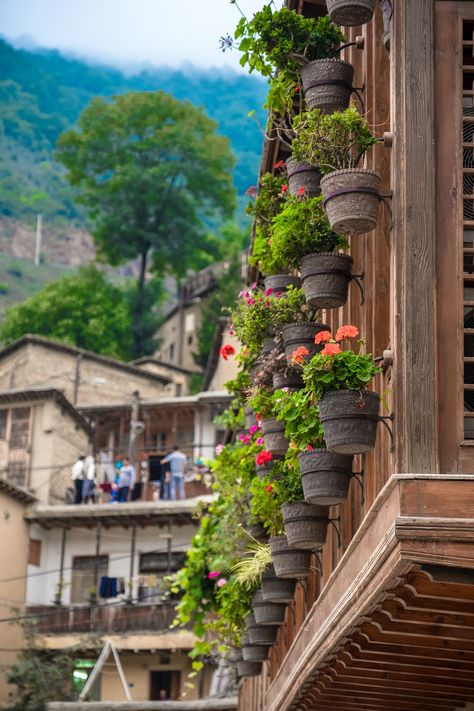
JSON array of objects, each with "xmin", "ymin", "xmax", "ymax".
[
  {"xmin": 10, "ymin": 408, "xmax": 30, "ymax": 448},
  {"xmin": 150, "ymin": 670, "xmax": 181, "ymax": 701},
  {"xmin": 138, "ymin": 551, "xmax": 186, "ymax": 603},
  {"xmin": 72, "ymin": 660, "xmax": 100, "ymax": 700},
  {"xmin": 28, "ymin": 539, "xmax": 42, "ymax": 566},
  {"xmin": 7, "ymin": 462, "xmax": 26, "ymax": 488},
  {"xmin": 187, "ymin": 335, "xmax": 193, "ymax": 346},
  {"xmin": 70, "ymin": 555, "xmax": 108, "ymax": 604},
  {"xmin": 169, "ymin": 343, "xmax": 175, "ymax": 361},
  {"xmin": 151, "ymin": 432, "xmax": 167, "ymax": 450},
  {"xmin": 185, "ymin": 313, "xmax": 195, "ymax": 333},
  {"xmin": 0, "ymin": 411, "xmax": 7, "ymax": 440}
]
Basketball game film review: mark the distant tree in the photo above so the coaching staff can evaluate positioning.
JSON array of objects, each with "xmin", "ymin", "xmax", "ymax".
[
  {"xmin": 0, "ymin": 265, "xmax": 135, "ymax": 360},
  {"xmin": 56, "ymin": 91, "xmax": 236, "ymax": 357},
  {"xmin": 6, "ymin": 618, "xmax": 76, "ymax": 711}
]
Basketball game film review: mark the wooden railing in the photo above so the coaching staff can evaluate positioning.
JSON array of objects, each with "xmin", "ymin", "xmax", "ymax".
[{"xmin": 26, "ymin": 602, "xmax": 184, "ymax": 635}]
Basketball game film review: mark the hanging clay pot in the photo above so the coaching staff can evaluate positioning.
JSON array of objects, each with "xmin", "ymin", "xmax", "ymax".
[
  {"xmin": 301, "ymin": 58, "xmax": 354, "ymax": 114},
  {"xmin": 281, "ymin": 321, "xmax": 331, "ymax": 360},
  {"xmin": 264, "ymin": 274, "xmax": 301, "ymax": 294},
  {"xmin": 325, "ymin": 0, "xmax": 376, "ymax": 26},
  {"xmin": 281, "ymin": 501, "xmax": 329, "ymax": 550},
  {"xmin": 261, "ymin": 418, "xmax": 288, "ymax": 456},
  {"xmin": 301, "ymin": 252, "xmax": 353, "ymax": 309},
  {"xmin": 320, "ymin": 169, "xmax": 381, "ymax": 235},
  {"xmin": 252, "ymin": 589, "xmax": 287, "ymax": 626},
  {"xmin": 298, "ymin": 448, "xmax": 354, "ymax": 505},
  {"xmin": 319, "ymin": 389, "xmax": 380, "ymax": 454},
  {"xmin": 261, "ymin": 563, "xmax": 297, "ymax": 603},
  {"xmin": 287, "ymin": 156, "xmax": 321, "ymax": 198},
  {"xmin": 269, "ymin": 535, "xmax": 312, "ymax": 579}
]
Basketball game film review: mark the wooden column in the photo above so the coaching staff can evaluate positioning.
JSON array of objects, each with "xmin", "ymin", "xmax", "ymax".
[
  {"xmin": 391, "ymin": 0, "xmax": 439, "ymax": 473},
  {"xmin": 55, "ymin": 527, "xmax": 67, "ymax": 606}
]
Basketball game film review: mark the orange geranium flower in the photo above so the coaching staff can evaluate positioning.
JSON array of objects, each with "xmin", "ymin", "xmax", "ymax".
[
  {"xmin": 290, "ymin": 345, "xmax": 309, "ymax": 365},
  {"xmin": 335, "ymin": 325, "xmax": 359, "ymax": 342},
  {"xmin": 321, "ymin": 342, "xmax": 342, "ymax": 356},
  {"xmin": 315, "ymin": 330, "xmax": 333, "ymax": 345}
]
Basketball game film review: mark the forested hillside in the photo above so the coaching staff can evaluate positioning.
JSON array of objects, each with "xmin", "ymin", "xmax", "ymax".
[{"xmin": 0, "ymin": 38, "xmax": 267, "ymax": 227}]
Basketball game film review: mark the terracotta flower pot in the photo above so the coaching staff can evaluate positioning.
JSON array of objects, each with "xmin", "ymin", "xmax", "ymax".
[
  {"xmin": 319, "ymin": 389, "xmax": 380, "ymax": 454},
  {"xmin": 269, "ymin": 535, "xmax": 312, "ymax": 579},
  {"xmin": 301, "ymin": 252, "xmax": 353, "ymax": 309},
  {"xmin": 281, "ymin": 321, "xmax": 331, "ymax": 360},
  {"xmin": 248, "ymin": 622, "xmax": 279, "ymax": 646},
  {"xmin": 320, "ymin": 169, "xmax": 381, "ymax": 235},
  {"xmin": 298, "ymin": 448, "xmax": 354, "ymax": 505},
  {"xmin": 325, "ymin": 0, "xmax": 376, "ymax": 26},
  {"xmin": 264, "ymin": 274, "xmax": 301, "ymax": 294},
  {"xmin": 261, "ymin": 564, "xmax": 296, "ymax": 603},
  {"xmin": 281, "ymin": 501, "xmax": 329, "ymax": 550},
  {"xmin": 261, "ymin": 418, "xmax": 289, "ymax": 456},
  {"xmin": 301, "ymin": 58, "xmax": 354, "ymax": 114},
  {"xmin": 237, "ymin": 660, "xmax": 262, "ymax": 677},
  {"xmin": 287, "ymin": 156, "xmax": 321, "ymax": 198},
  {"xmin": 252, "ymin": 589, "xmax": 287, "ymax": 626}
]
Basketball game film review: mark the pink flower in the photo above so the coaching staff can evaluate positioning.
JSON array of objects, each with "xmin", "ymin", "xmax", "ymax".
[
  {"xmin": 265, "ymin": 288, "xmax": 273, "ymax": 296},
  {"xmin": 208, "ymin": 571, "xmax": 220, "ymax": 579},
  {"xmin": 249, "ymin": 425, "xmax": 259, "ymax": 435},
  {"xmin": 275, "ymin": 291, "xmax": 282, "ymax": 298},
  {"xmin": 274, "ymin": 160, "xmax": 286, "ymax": 170},
  {"xmin": 215, "ymin": 444, "xmax": 224, "ymax": 456},
  {"xmin": 265, "ymin": 300, "xmax": 271, "ymax": 307},
  {"xmin": 256, "ymin": 437, "xmax": 264, "ymax": 445},
  {"xmin": 245, "ymin": 185, "xmax": 257, "ymax": 197},
  {"xmin": 240, "ymin": 434, "xmax": 251, "ymax": 444},
  {"xmin": 217, "ymin": 578, "xmax": 227, "ymax": 587}
]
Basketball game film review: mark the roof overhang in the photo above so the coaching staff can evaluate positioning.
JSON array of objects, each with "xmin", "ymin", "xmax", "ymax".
[{"xmin": 25, "ymin": 497, "xmax": 214, "ymax": 528}]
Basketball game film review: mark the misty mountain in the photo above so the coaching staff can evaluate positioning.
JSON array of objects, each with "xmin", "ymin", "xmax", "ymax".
[{"xmin": 0, "ymin": 37, "xmax": 267, "ymax": 227}]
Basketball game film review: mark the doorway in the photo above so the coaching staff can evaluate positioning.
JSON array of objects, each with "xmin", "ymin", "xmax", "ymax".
[{"xmin": 149, "ymin": 670, "xmax": 181, "ymax": 700}]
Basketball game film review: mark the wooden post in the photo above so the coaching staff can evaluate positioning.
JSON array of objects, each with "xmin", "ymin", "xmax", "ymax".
[
  {"xmin": 391, "ymin": 0, "xmax": 439, "ymax": 473},
  {"xmin": 55, "ymin": 527, "xmax": 67, "ymax": 606},
  {"xmin": 128, "ymin": 524, "xmax": 137, "ymax": 604},
  {"xmin": 91, "ymin": 522, "xmax": 102, "ymax": 604}
]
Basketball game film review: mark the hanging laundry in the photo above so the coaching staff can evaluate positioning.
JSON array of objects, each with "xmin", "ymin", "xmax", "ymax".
[{"xmin": 99, "ymin": 576, "xmax": 118, "ymax": 599}]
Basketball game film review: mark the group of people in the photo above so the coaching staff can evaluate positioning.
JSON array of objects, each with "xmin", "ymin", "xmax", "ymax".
[
  {"xmin": 71, "ymin": 445, "xmax": 188, "ymax": 504},
  {"xmin": 71, "ymin": 455, "xmax": 136, "ymax": 504}
]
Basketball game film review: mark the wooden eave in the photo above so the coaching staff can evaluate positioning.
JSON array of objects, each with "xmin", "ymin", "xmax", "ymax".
[
  {"xmin": 244, "ymin": 474, "xmax": 474, "ymax": 711},
  {"xmin": 25, "ymin": 498, "xmax": 213, "ymax": 529}
]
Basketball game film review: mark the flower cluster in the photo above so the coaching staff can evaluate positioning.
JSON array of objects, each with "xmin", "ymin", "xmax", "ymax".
[
  {"xmin": 255, "ymin": 450, "xmax": 273, "ymax": 466},
  {"xmin": 314, "ymin": 325, "xmax": 359, "ymax": 356},
  {"xmin": 220, "ymin": 344, "xmax": 236, "ymax": 360},
  {"xmin": 290, "ymin": 345, "xmax": 309, "ymax": 365},
  {"xmin": 207, "ymin": 571, "xmax": 227, "ymax": 587}
]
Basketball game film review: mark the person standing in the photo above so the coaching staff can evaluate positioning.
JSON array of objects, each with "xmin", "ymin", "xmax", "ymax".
[
  {"xmin": 118, "ymin": 457, "xmax": 135, "ymax": 503},
  {"xmin": 161, "ymin": 446, "xmax": 188, "ymax": 500},
  {"xmin": 82, "ymin": 454, "xmax": 96, "ymax": 504},
  {"xmin": 71, "ymin": 455, "xmax": 85, "ymax": 504}
]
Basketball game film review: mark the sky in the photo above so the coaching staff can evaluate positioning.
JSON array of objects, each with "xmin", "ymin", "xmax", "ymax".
[{"xmin": 0, "ymin": 0, "xmax": 270, "ymax": 72}]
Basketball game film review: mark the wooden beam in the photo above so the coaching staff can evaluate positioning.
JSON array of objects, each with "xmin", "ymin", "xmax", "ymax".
[{"xmin": 391, "ymin": 0, "xmax": 439, "ymax": 472}]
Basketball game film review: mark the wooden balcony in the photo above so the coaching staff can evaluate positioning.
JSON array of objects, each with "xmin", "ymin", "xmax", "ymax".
[{"xmin": 27, "ymin": 602, "xmax": 183, "ymax": 636}]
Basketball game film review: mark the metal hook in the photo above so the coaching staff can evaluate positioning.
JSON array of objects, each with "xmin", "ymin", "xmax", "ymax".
[
  {"xmin": 288, "ymin": 600, "xmax": 296, "ymax": 625},
  {"xmin": 329, "ymin": 517, "xmax": 341, "ymax": 549},
  {"xmin": 298, "ymin": 577, "xmax": 308, "ymax": 617},
  {"xmin": 313, "ymin": 549, "xmax": 323, "ymax": 578},
  {"xmin": 377, "ymin": 412, "xmax": 395, "ymax": 452},
  {"xmin": 352, "ymin": 470, "xmax": 365, "ymax": 506},
  {"xmin": 352, "ymin": 85, "xmax": 366, "ymax": 115},
  {"xmin": 350, "ymin": 272, "xmax": 365, "ymax": 306},
  {"xmin": 379, "ymin": 191, "xmax": 394, "ymax": 230}
]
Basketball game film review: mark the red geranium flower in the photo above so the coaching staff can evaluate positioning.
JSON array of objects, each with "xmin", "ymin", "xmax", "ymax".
[
  {"xmin": 281, "ymin": 184, "xmax": 289, "ymax": 194},
  {"xmin": 297, "ymin": 186, "xmax": 305, "ymax": 196},
  {"xmin": 265, "ymin": 484, "xmax": 273, "ymax": 493},
  {"xmin": 335, "ymin": 325, "xmax": 360, "ymax": 342},
  {"xmin": 274, "ymin": 160, "xmax": 286, "ymax": 170},
  {"xmin": 321, "ymin": 343, "xmax": 342, "ymax": 356},
  {"xmin": 314, "ymin": 330, "xmax": 333, "ymax": 345},
  {"xmin": 290, "ymin": 346, "xmax": 309, "ymax": 365},
  {"xmin": 220, "ymin": 344, "xmax": 235, "ymax": 360},
  {"xmin": 294, "ymin": 85, "xmax": 300, "ymax": 93},
  {"xmin": 256, "ymin": 450, "xmax": 273, "ymax": 466}
]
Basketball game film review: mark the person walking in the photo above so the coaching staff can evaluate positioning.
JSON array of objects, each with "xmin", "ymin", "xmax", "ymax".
[
  {"xmin": 71, "ymin": 455, "xmax": 86, "ymax": 504},
  {"xmin": 118, "ymin": 457, "xmax": 135, "ymax": 503},
  {"xmin": 161, "ymin": 446, "xmax": 188, "ymax": 500}
]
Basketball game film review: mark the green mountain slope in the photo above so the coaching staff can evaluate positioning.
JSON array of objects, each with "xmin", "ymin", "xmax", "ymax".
[{"xmin": 0, "ymin": 38, "xmax": 267, "ymax": 227}]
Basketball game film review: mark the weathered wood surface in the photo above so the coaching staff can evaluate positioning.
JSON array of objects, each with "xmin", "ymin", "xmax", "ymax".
[{"xmin": 48, "ymin": 700, "xmax": 238, "ymax": 711}]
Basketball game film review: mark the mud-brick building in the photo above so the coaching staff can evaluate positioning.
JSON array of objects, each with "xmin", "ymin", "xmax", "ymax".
[{"xmin": 240, "ymin": 1, "xmax": 474, "ymax": 710}]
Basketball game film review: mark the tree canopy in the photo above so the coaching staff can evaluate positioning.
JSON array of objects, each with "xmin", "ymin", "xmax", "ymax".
[{"xmin": 0, "ymin": 265, "xmax": 135, "ymax": 360}]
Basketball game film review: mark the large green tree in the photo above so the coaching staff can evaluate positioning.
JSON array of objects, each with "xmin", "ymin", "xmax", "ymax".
[
  {"xmin": 56, "ymin": 91, "xmax": 236, "ymax": 357},
  {"xmin": 0, "ymin": 265, "xmax": 135, "ymax": 360}
]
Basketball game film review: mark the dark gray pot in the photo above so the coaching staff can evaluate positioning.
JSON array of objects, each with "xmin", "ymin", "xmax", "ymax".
[
  {"xmin": 281, "ymin": 321, "xmax": 331, "ymax": 360},
  {"xmin": 298, "ymin": 448, "xmax": 354, "ymax": 505},
  {"xmin": 286, "ymin": 156, "xmax": 321, "ymax": 198},
  {"xmin": 320, "ymin": 169, "xmax": 381, "ymax": 235},
  {"xmin": 282, "ymin": 501, "xmax": 329, "ymax": 550},
  {"xmin": 261, "ymin": 418, "xmax": 289, "ymax": 456},
  {"xmin": 242, "ymin": 639, "xmax": 269, "ymax": 662},
  {"xmin": 301, "ymin": 252, "xmax": 353, "ymax": 309},
  {"xmin": 261, "ymin": 337, "xmax": 276, "ymax": 356},
  {"xmin": 264, "ymin": 274, "xmax": 301, "ymax": 294},
  {"xmin": 252, "ymin": 589, "xmax": 287, "ymax": 626},
  {"xmin": 273, "ymin": 370, "xmax": 304, "ymax": 391},
  {"xmin": 301, "ymin": 58, "xmax": 354, "ymax": 114},
  {"xmin": 319, "ymin": 390, "xmax": 380, "ymax": 454},
  {"xmin": 248, "ymin": 623, "xmax": 279, "ymax": 646},
  {"xmin": 326, "ymin": 0, "xmax": 376, "ymax": 26},
  {"xmin": 256, "ymin": 456, "xmax": 283, "ymax": 481},
  {"xmin": 261, "ymin": 564, "xmax": 296, "ymax": 603},
  {"xmin": 269, "ymin": 535, "xmax": 311, "ymax": 579},
  {"xmin": 237, "ymin": 660, "xmax": 262, "ymax": 677}
]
